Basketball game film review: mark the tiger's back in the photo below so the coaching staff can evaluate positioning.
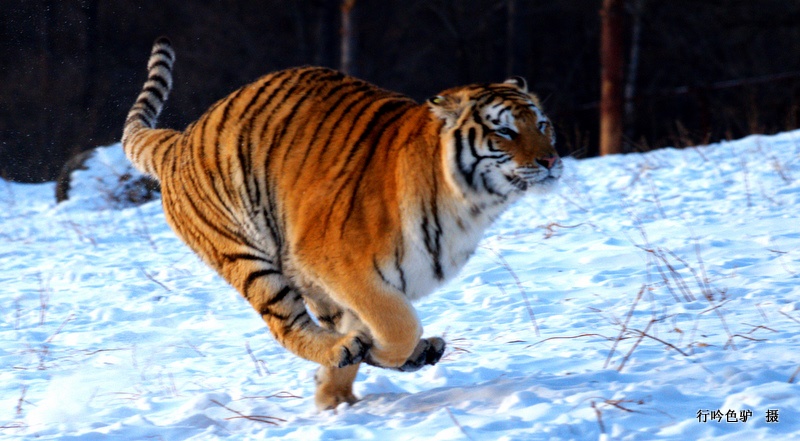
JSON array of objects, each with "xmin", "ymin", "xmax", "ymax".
[{"xmin": 122, "ymin": 38, "xmax": 562, "ymax": 410}]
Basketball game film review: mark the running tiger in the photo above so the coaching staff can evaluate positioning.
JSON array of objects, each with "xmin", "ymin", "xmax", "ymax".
[{"xmin": 122, "ymin": 37, "xmax": 563, "ymax": 410}]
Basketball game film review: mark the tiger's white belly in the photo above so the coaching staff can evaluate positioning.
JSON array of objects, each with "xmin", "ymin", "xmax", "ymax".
[
  {"xmin": 405, "ymin": 232, "xmax": 481, "ymax": 299},
  {"xmin": 399, "ymin": 201, "xmax": 511, "ymax": 301}
]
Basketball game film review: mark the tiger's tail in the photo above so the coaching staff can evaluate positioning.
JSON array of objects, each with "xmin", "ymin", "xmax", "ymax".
[{"xmin": 122, "ymin": 37, "xmax": 180, "ymax": 180}]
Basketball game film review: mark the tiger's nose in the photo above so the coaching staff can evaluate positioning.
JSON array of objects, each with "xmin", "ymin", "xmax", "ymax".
[{"xmin": 535, "ymin": 155, "xmax": 560, "ymax": 170}]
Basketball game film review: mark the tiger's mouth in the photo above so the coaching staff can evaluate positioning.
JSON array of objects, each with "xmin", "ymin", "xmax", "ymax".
[{"xmin": 510, "ymin": 162, "xmax": 562, "ymax": 191}]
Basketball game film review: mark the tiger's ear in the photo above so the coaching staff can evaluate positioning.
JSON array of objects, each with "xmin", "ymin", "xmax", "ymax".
[
  {"xmin": 427, "ymin": 94, "xmax": 465, "ymax": 128},
  {"xmin": 504, "ymin": 76, "xmax": 528, "ymax": 93}
]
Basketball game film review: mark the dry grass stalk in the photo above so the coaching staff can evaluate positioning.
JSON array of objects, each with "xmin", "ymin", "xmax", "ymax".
[
  {"xmin": 445, "ymin": 407, "xmax": 476, "ymax": 441},
  {"xmin": 483, "ymin": 246, "xmax": 539, "ymax": 336},
  {"xmin": 245, "ymin": 341, "xmax": 269, "ymax": 377},
  {"xmin": 210, "ymin": 399, "xmax": 286, "ymax": 425},
  {"xmin": 605, "ymin": 285, "xmax": 645, "ymax": 369}
]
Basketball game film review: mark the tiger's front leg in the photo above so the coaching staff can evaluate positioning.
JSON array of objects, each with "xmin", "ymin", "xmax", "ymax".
[
  {"xmin": 366, "ymin": 336, "xmax": 446, "ymax": 372},
  {"xmin": 333, "ymin": 282, "xmax": 447, "ymax": 373}
]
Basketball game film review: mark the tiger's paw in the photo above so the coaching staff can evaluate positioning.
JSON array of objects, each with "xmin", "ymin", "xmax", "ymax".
[
  {"xmin": 314, "ymin": 363, "xmax": 361, "ymax": 411},
  {"xmin": 335, "ymin": 332, "xmax": 371, "ymax": 368},
  {"xmin": 315, "ymin": 389, "xmax": 359, "ymax": 411},
  {"xmin": 366, "ymin": 337, "xmax": 446, "ymax": 372},
  {"xmin": 396, "ymin": 336, "xmax": 446, "ymax": 372}
]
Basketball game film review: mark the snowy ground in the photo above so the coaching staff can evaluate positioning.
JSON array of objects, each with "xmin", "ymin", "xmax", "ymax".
[{"xmin": 1, "ymin": 131, "xmax": 799, "ymax": 440}]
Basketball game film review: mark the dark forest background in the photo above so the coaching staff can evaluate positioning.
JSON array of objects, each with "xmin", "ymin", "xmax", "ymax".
[{"xmin": 2, "ymin": 0, "xmax": 800, "ymax": 183}]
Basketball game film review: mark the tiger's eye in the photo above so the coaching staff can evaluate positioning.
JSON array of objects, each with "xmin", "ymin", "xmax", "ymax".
[{"xmin": 496, "ymin": 127, "xmax": 517, "ymax": 139}]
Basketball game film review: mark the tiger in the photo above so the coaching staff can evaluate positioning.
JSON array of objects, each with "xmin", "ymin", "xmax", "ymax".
[{"xmin": 122, "ymin": 37, "xmax": 562, "ymax": 411}]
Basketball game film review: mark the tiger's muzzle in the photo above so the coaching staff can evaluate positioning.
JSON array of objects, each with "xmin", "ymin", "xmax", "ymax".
[{"xmin": 512, "ymin": 155, "xmax": 563, "ymax": 191}]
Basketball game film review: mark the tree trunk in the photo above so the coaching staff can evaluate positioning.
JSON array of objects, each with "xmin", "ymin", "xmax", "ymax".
[
  {"xmin": 600, "ymin": 0, "xmax": 625, "ymax": 155},
  {"xmin": 624, "ymin": 0, "xmax": 642, "ymax": 142}
]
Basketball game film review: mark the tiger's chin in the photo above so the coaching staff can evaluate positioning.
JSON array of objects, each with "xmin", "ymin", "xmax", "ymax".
[{"xmin": 509, "ymin": 170, "xmax": 561, "ymax": 195}]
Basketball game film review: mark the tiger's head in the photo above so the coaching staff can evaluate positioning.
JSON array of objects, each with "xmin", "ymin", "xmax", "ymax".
[{"xmin": 428, "ymin": 76, "xmax": 562, "ymax": 200}]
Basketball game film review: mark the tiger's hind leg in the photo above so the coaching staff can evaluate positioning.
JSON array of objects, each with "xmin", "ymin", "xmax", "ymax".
[
  {"xmin": 305, "ymin": 299, "xmax": 367, "ymax": 410},
  {"xmin": 314, "ymin": 360, "xmax": 360, "ymax": 411},
  {"xmin": 229, "ymin": 261, "xmax": 370, "ymax": 370}
]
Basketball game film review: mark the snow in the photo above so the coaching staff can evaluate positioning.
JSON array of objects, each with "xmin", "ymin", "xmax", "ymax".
[{"xmin": 2, "ymin": 131, "xmax": 800, "ymax": 440}]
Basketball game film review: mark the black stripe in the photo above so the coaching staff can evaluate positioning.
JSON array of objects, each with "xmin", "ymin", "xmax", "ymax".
[
  {"xmin": 153, "ymin": 48, "xmax": 174, "ymax": 61},
  {"xmin": 395, "ymin": 247, "xmax": 407, "ymax": 294},
  {"xmin": 257, "ymin": 69, "xmax": 327, "ymax": 256},
  {"xmin": 314, "ymin": 68, "xmax": 345, "ymax": 83},
  {"xmin": 242, "ymin": 269, "xmax": 281, "ymax": 297},
  {"xmin": 466, "ymin": 126, "xmax": 479, "ymax": 184},
  {"xmin": 215, "ymin": 87, "xmax": 246, "ymax": 136},
  {"xmin": 471, "ymin": 109, "xmax": 493, "ymax": 132},
  {"xmin": 290, "ymin": 83, "xmax": 356, "ymax": 185},
  {"xmin": 213, "ymin": 88, "xmax": 248, "ymax": 207},
  {"xmin": 313, "ymin": 94, "xmax": 383, "ymax": 234},
  {"xmin": 486, "ymin": 138, "xmax": 503, "ymax": 153},
  {"xmin": 285, "ymin": 311, "xmax": 310, "ymax": 330},
  {"xmin": 373, "ymin": 257, "xmax": 393, "ymax": 289},
  {"xmin": 327, "ymin": 91, "xmax": 383, "ymax": 167},
  {"xmin": 455, "ymin": 123, "xmax": 510, "ymax": 192},
  {"xmin": 338, "ymin": 102, "xmax": 409, "ymax": 233},
  {"xmin": 372, "ymin": 251, "xmax": 407, "ymax": 294},
  {"xmin": 480, "ymin": 170, "xmax": 502, "ymax": 196},
  {"xmin": 222, "ymin": 252, "xmax": 274, "ymax": 263},
  {"xmin": 179, "ymin": 185, "xmax": 239, "ymax": 244},
  {"xmin": 317, "ymin": 310, "xmax": 343, "ymax": 328},
  {"xmin": 143, "ymin": 85, "xmax": 164, "ymax": 103},
  {"xmin": 150, "ymin": 59, "xmax": 172, "ymax": 71},
  {"xmin": 314, "ymin": 89, "xmax": 378, "ymax": 171},
  {"xmin": 259, "ymin": 307, "xmax": 289, "ymax": 321},
  {"xmin": 453, "ymin": 129, "xmax": 475, "ymax": 189},
  {"xmin": 277, "ymin": 71, "xmax": 355, "ymax": 174},
  {"xmin": 139, "ymin": 104, "xmax": 157, "ymax": 121},
  {"xmin": 241, "ymin": 77, "xmax": 275, "ymax": 120},
  {"xmin": 255, "ymin": 68, "xmax": 323, "ymax": 143},
  {"xmin": 151, "ymin": 131, "xmax": 174, "ymax": 149},
  {"xmin": 178, "ymin": 159, "xmax": 260, "ymax": 251},
  {"xmin": 228, "ymin": 75, "xmax": 283, "ymax": 216},
  {"xmin": 467, "ymin": 127, "xmax": 479, "ymax": 158},
  {"xmin": 148, "ymin": 74, "xmax": 169, "ymax": 90},
  {"xmin": 420, "ymin": 213, "xmax": 444, "ymax": 280},
  {"xmin": 268, "ymin": 83, "xmax": 323, "ymax": 163},
  {"xmin": 281, "ymin": 84, "xmax": 376, "ymax": 183},
  {"xmin": 339, "ymin": 99, "xmax": 409, "ymax": 171},
  {"xmin": 426, "ymin": 172, "xmax": 445, "ymax": 280},
  {"xmin": 265, "ymin": 285, "xmax": 292, "ymax": 307},
  {"xmin": 235, "ymin": 91, "xmax": 260, "ymax": 212},
  {"xmin": 261, "ymin": 204, "xmax": 283, "ymax": 265},
  {"xmin": 269, "ymin": 69, "xmax": 344, "ymax": 151},
  {"xmin": 137, "ymin": 97, "xmax": 158, "ymax": 117},
  {"xmin": 192, "ymin": 105, "xmax": 248, "ymax": 231}
]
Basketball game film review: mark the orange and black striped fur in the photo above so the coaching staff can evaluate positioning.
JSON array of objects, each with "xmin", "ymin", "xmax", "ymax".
[{"xmin": 123, "ymin": 37, "xmax": 562, "ymax": 410}]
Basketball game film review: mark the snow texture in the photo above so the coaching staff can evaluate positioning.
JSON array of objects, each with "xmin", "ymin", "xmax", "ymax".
[{"xmin": 1, "ymin": 131, "xmax": 799, "ymax": 440}]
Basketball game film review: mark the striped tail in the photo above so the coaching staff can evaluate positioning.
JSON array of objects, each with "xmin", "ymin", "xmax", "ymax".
[{"xmin": 122, "ymin": 37, "xmax": 179, "ymax": 179}]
